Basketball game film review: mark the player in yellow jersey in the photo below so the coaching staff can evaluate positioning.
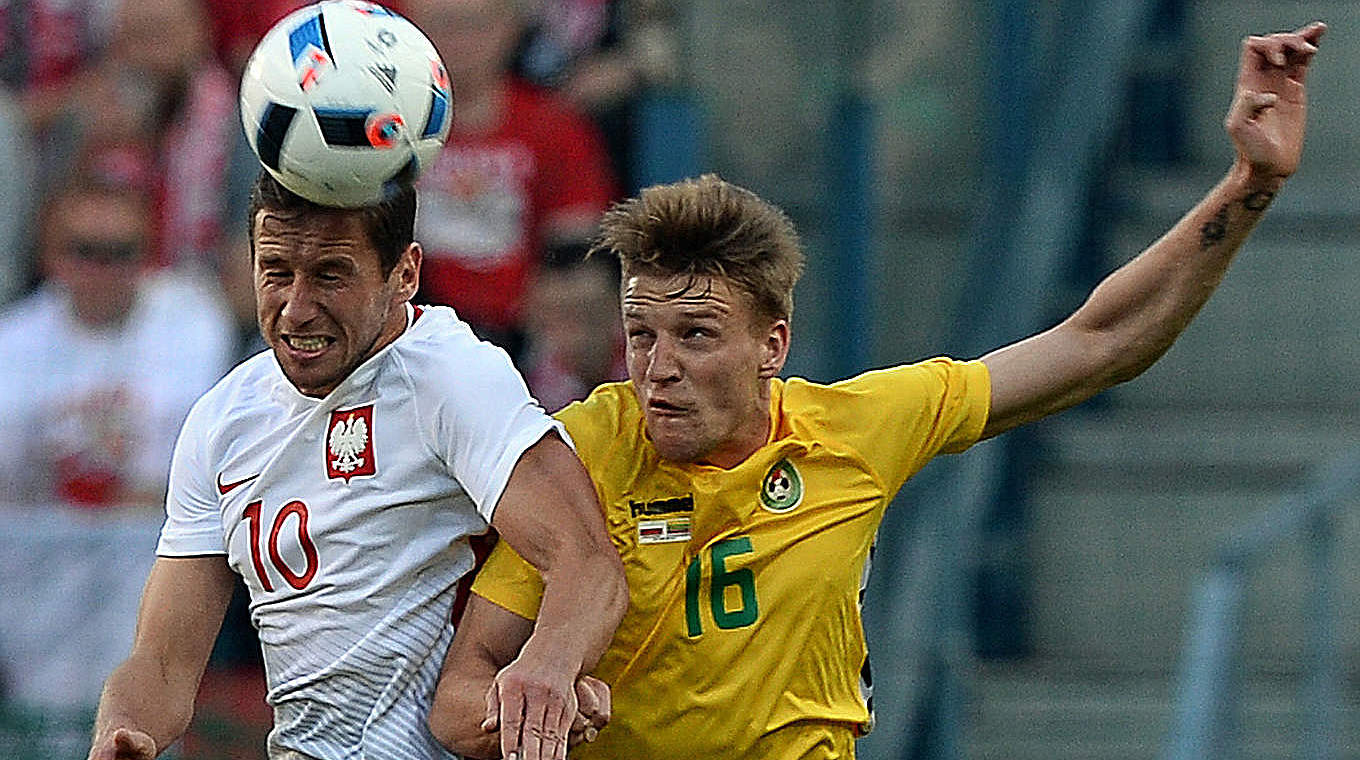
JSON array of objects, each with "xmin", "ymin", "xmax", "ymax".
[{"xmin": 426, "ymin": 22, "xmax": 1324, "ymax": 760}]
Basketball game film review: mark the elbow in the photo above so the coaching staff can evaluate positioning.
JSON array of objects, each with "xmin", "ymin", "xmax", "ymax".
[
  {"xmin": 595, "ymin": 547, "xmax": 630, "ymax": 626},
  {"xmin": 427, "ymin": 708, "xmax": 496, "ymax": 759}
]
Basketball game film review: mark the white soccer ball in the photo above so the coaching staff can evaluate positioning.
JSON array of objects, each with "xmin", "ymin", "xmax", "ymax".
[{"xmin": 239, "ymin": 0, "xmax": 452, "ymax": 207}]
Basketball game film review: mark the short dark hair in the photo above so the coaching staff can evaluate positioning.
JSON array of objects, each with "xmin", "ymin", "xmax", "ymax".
[
  {"xmin": 246, "ymin": 171, "xmax": 416, "ymax": 276},
  {"xmin": 590, "ymin": 174, "xmax": 805, "ymax": 323}
]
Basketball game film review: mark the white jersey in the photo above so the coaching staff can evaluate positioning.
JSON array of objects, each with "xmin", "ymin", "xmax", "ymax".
[{"xmin": 157, "ymin": 304, "xmax": 562, "ymax": 760}]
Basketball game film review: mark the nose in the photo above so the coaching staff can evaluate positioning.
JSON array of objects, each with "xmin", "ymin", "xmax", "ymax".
[
  {"xmin": 278, "ymin": 278, "xmax": 321, "ymax": 328},
  {"xmin": 645, "ymin": 334, "xmax": 682, "ymax": 383}
]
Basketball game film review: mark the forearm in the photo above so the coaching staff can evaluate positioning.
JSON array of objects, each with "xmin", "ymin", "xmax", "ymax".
[
  {"xmin": 522, "ymin": 548, "xmax": 627, "ymax": 677},
  {"xmin": 1068, "ymin": 158, "xmax": 1282, "ymax": 381}
]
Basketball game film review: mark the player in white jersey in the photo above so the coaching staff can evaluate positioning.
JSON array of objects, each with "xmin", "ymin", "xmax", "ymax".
[{"xmin": 86, "ymin": 173, "xmax": 627, "ymax": 760}]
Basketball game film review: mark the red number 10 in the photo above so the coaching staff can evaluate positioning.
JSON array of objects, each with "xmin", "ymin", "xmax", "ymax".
[{"xmin": 243, "ymin": 500, "xmax": 320, "ymax": 591}]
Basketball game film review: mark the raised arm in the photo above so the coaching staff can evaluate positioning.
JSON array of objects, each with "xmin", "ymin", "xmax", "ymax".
[
  {"xmin": 483, "ymin": 432, "xmax": 627, "ymax": 760},
  {"xmin": 981, "ymin": 22, "xmax": 1325, "ymax": 439},
  {"xmin": 87, "ymin": 556, "xmax": 236, "ymax": 760}
]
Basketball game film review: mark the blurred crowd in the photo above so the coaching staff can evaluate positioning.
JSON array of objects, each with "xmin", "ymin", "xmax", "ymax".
[{"xmin": 0, "ymin": 0, "xmax": 676, "ymax": 751}]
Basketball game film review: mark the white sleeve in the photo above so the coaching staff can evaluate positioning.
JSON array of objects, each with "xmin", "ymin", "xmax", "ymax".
[
  {"xmin": 156, "ymin": 399, "xmax": 227, "ymax": 556},
  {"xmin": 427, "ymin": 339, "xmax": 566, "ymax": 523}
]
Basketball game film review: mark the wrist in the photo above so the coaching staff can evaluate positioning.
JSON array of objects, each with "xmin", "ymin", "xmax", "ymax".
[
  {"xmin": 1230, "ymin": 156, "xmax": 1289, "ymax": 194},
  {"xmin": 517, "ymin": 629, "xmax": 586, "ymax": 677}
]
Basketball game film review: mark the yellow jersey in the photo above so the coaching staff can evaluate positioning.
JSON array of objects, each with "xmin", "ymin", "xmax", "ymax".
[{"xmin": 471, "ymin": 358, "xmax": 991, "ymax": 760}]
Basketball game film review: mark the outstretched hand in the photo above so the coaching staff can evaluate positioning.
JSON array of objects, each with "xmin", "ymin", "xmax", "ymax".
[
  {"xmin": 1226, "ymin": 21, "xmax": 1325, "ymax": 179},
  {"xmin": 88, "ymin": 727, "xmax": 156, "ymax": 760}
]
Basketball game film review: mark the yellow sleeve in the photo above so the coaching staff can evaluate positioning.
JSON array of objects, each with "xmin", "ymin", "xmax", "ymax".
[
  {"xmin": 472, "ymin": 383, "xmax": 629, "ymax": 620},
  {"xmin": 810, "ymin": 357, "xmax": 990, "ymax": 492},
  {"xmin": 470, "ymin": 537, "xmax": 545, "ymax": 620}
]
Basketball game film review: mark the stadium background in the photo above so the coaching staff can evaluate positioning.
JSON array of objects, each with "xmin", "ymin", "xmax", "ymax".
[{"xmin": 2, "ymin": 0, "xmax": 1358, "ymax": 758}]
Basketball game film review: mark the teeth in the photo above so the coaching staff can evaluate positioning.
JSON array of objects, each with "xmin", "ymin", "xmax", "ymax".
[{"xmin": 287, "ymin": 336, "xmax": 328, "ymax": 351}]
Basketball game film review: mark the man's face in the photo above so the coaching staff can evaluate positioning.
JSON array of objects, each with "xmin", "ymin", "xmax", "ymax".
[
  {"xmin": 253, "ymin": 209, "xmax": 419, "ymax": 397},
  {"xmin": 47, "ymin": 194, "xmax": 148, "ymax": 328},
  {"xmin": 622, "ymin": 273, "xmax": 789, "ymax": 468}
]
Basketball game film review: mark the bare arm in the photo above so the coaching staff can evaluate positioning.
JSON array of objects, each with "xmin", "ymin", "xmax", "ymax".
[
  {"xmin": 430, "ymin": 593, "xmax": 613, "ymax": 758},
  {"xmin": 981, "ymin": 23, "xmax": 1324, "ymax": 439},
  {"xmin": 430, "ymin": 594, "xmax": 535, "ymax": 758},
  {"xmin": 484, "ymin": 432, "xmax": 627, "ymax": 760},
  {"xmin": 87, "ymin": 556, "xmax": 236, "ymax": 760}
]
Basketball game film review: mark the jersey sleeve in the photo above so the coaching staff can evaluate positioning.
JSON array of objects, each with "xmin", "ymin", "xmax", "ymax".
[
  {"xmin": 470, "ymin": 385, "xmax": 627, "ymax": 619},
  {"xmin": 819, "ymin": 358, "xmax": 991, "ymax": 493},
  {"xmin": 156, "ymin": 398, "xmax": 227, "ymax": 556},
  {"xmin": 427, "ymin": 337, "xmax": 567, "ymax": 524},
  {"xmin": 469, "ymin": 537, "xmax": 545, "ymax": 620}
]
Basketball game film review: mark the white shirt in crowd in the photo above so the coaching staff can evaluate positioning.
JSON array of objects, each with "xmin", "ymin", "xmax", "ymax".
[{"xmin": 0, "ymin": 271, "xmax": 235, "ymax": 507}]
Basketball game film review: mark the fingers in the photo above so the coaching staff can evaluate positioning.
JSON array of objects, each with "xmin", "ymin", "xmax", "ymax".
[
  {"xmin": 519, "ymin": 691, "xmax": 571, "ymax": 760},
  {"xmin": 497, "ymin": 681, "xmax": 525, "ymax": 760},
  {"xmin": 482, "ymin": 681, "xmax": 501, "ymax": 734},
  {"xmin": 496, "ymin": 678, "xmax": 573, "ymax": 760},
  {"xmin": 1242, "ymin": 21, "xmax": 1325, "ymax": 86},
  {"xmin": 575, "ymin": 675, "xmax": 611, "ymax": 730}
]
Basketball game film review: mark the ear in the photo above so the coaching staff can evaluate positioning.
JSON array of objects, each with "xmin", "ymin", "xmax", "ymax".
[
  {"xmin": 391, "ymin": 242, "xmax": 422, "ymax": 302},
  {"xmin": 757, "ymin": 319, "xmax": 791, "ymax": 380}
]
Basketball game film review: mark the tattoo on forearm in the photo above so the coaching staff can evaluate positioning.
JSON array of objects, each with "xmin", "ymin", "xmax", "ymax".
[
  {"xmin": 1242, "ymin": 191, "xmax": 1275, "ymax": 212},
  {"xmin": 1200, "ymin": 204, "xmax": 1229, "ymax": 249}
]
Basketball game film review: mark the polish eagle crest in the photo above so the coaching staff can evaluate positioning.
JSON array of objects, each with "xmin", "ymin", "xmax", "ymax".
[{"xmin": 329, "ymin": 414, "xmax": 368, "ymax": 473}]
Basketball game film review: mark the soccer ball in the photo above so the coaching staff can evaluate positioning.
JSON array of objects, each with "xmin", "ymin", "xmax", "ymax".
[{"xmin": 239, "ymin": 0, "xmax": 452, "ymax": 207}]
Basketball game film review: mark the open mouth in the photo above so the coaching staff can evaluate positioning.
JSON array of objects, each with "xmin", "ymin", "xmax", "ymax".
[
  {"xmin": 282, "ymin": 334, "xmax": 335, "ymax": 355},
  {"xmin": 648, "ymin": 398, "xmax": 688, "ymax": 416}
]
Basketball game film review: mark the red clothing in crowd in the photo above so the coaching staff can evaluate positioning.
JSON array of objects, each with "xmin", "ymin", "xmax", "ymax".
[{"xmin": 415, "ymin": 80, "xmax": 616, "ymax": 332}]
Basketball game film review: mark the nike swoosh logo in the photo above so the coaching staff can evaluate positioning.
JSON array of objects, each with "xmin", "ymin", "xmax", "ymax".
[{"xmin": 216, "ymin": 472, "xmax": 260, "ymax": 495}]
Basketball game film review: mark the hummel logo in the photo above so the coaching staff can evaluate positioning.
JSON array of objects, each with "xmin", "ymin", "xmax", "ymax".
[{"xmin": 216, "ymin": 472, "xmax": 260, "ymax": 495}]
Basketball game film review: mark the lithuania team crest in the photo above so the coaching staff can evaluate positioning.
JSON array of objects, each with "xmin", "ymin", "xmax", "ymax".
[{"xmin": 759, "ymin": 458, "xmax": 803, "ymax": 513}]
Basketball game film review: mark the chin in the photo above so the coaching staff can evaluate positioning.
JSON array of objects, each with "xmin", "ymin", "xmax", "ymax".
[{"xmin": 650, "ymin": 434, "xmax": 707, "ymax": 465}]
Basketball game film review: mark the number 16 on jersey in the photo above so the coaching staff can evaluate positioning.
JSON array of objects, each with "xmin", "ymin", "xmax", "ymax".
[{"xmin": 685, "ymin": 536, "xmax": 759, "ymax": 637}]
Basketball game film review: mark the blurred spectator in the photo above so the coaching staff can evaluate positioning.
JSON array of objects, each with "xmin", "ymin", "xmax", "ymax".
[
  {"xmin": 202, "ymin": 0, "xmax": 310, "ymax": 76},
  {"xmin": 202, "ymin": 0, "xmax": 409, "ymax": 76},
  {"xmin": 0, "ymin": 182, "xmax": 233, "ymax": 509},
  {"xmin": 513, "ymin": 0, "xmax": 679, "ymax": 192},
  {"xmin": 0, "ymin": 0, "xmax": 111, "ymax": 101},
  {"xmin": 31, "ymin": 0, "xmax": 237, "ymax": 276},
  {"xmin": 522, "ymin": 252, "xmax": 625, "ymax": 411},
  {"xmin": 405, "ymin": 0, "xmax": 618, "ymax": 362}
]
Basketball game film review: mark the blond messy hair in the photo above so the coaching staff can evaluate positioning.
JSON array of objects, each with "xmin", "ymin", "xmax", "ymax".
[{"xmin": 589, "ymin": 174, "xmax": 806, "ymax": 324}]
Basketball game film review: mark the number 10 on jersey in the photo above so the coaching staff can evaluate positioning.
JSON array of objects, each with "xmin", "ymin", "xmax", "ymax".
[
  {"xmin": 685, "ymin": 537, "xmax": 759, "ymax": 637},
  {"xmin": 243, "ymin": 500, "xmax": 320, "ymax": 592}
]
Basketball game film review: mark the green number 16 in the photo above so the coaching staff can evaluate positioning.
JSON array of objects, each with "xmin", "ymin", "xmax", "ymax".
[{"xmin": 685, "ymin": 537, "xmax": 759, "ymax": 637}]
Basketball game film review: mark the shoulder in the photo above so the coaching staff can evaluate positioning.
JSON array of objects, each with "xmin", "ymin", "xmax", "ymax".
[
  {"xmin": 389, "ymin": 305, "xmax": 526, "ymax": 399},
  {"xmin": 188, "ymin": 351, "xmax": 279, "ymax": 427},
  {"xmin": 780, "ymin": 358, "xmax": 988, "ymax": 423},
  {"xmin": 0, "ymin": 287, "xmax": 62, "ymax": 350}
]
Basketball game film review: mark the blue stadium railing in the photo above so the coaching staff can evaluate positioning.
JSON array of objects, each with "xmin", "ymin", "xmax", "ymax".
[{"xmin": 1162, "ymin": 448, "xmax": 1360, "ymax": 760}]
